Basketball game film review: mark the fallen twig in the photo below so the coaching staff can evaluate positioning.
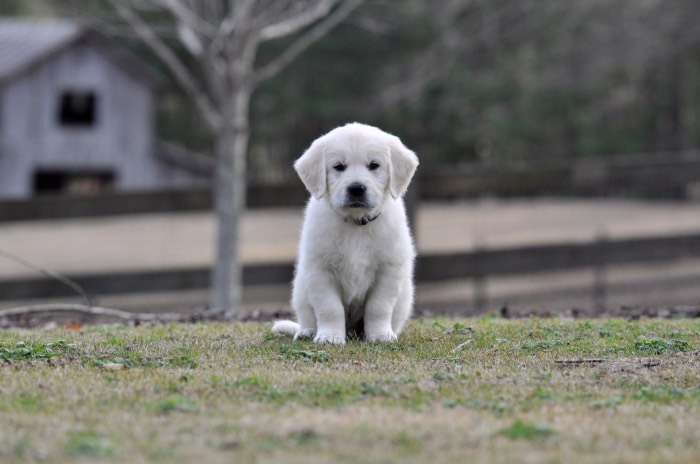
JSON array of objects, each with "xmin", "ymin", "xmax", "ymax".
[
  {"xmin": 555, "ymin": 358, "xmax": 605, "ymax": 365},
  {"xmin": 638, "ymin": 360, "xmax": 661, "ymax": 368},
  {"xmin": 451, "ymin": 340, "xmax": 473, "ymax": 352},
  {"xmin": 0, "ymin": 303, "xmax": 226, "ymax": 324}
]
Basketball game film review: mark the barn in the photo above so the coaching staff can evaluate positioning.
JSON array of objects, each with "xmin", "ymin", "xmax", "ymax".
[{"xmin": 0, "ymin": 19, "xmax": 211, "ymax": 199}]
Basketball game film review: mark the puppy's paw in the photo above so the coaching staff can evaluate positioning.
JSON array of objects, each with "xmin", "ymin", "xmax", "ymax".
[
  {"xmin": 366, "ymin": 330, "xmax": 398, "ymax": 343},
  {"xmin": 314, "ymin": 331, "xmax": 346, "ymax": 345},
  {"xmin": 294, "ymin": 328, "xmax": 316, "ymax": 340}
]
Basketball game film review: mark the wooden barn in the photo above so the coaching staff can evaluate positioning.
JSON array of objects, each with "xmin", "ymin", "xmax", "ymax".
[{"xmin": 0, "ymin": 19, "xmax": 211, "ymax": 199}]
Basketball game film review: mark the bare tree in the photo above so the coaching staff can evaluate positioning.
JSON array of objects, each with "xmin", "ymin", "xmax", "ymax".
[{"xmin": 103, "ymin": 0, "xmax": 364, "ymax": 314}]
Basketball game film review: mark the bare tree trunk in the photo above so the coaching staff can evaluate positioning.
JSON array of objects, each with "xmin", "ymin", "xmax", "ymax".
[
  {"xmin": 210, "ymin": 87, "xmax": 251, "ymax": 313},
  {"xmin": 101, "ymin": 0, "xmax": 366, "ymax": 315}
]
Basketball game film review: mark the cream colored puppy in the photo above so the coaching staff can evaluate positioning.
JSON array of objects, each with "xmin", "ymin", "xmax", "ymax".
[{"xmin": 272, "ymin": 123, "xmax": 419, "ymax": 344}]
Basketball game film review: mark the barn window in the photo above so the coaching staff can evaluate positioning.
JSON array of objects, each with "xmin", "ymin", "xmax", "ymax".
[{"xmin": 58, "ymin": 91, "xmax": 97, "ymax": 126}]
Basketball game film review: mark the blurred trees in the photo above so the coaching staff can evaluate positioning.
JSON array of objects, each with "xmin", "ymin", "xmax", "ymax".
[
  {"xmin": 24, "ymin": 0, "xmax": 700, "ymax": 172},
  {"xmin": 0, "ymin": 0, "xmax": 51, "ymax": 15},
  {"xmin": 250, "ymin": 0, "xmax": 700, "ymax": 175}
]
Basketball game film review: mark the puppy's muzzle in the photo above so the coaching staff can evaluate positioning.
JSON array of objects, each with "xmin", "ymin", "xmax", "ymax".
[{"xmin": 345, "ymin": 182, "xmax": 369, "ymax": 207}]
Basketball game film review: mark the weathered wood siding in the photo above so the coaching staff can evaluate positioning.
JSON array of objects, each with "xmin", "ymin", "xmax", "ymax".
[{"xmin": 0, "ymin": 39, "xmax": 206, "ymax": 198}]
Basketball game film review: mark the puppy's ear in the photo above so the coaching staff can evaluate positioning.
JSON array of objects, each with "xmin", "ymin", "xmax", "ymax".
[
  {"xmin": 388, "ymin": 136, "xmax": 419, "ymax": 199},
  {"xmin": 294, "ymin": 139, "xmax": 327, "ymax": 199}
]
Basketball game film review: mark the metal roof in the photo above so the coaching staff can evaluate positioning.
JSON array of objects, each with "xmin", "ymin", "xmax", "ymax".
[
  {"xmin": 0, "ymin": 18, "xmax": 162, "ymax": 87},
  {"xmin": 0, "ymin": 19, "xmax": 82, "ymax": 83}
]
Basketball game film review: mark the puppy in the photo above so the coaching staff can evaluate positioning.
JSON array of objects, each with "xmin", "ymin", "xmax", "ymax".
[{"xmin": 272, "ymin": 123, "xmax": 419, "ymax": 344}]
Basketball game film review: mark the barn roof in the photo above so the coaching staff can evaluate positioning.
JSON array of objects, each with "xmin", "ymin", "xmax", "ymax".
[{"xmin": 0, "ymin": 18, "xmax": 163, "ymax": 88}]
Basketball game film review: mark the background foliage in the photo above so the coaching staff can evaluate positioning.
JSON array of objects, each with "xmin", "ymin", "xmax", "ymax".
[{"xmin": 5, "ymin": 0, "xmax": 700, "ymax": 177}]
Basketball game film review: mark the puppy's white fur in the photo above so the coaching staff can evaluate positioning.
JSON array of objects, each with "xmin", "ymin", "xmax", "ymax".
[{"xmin": 272, "ymin": 123, "xmax": 419, "ymax": 344}]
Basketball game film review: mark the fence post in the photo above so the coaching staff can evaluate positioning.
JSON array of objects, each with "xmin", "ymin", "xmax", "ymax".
[
  {"xmin": 593, "ymin": 231, "xmax": 608, "ymax": 312},
  {"xmin": 473, "ymin": 237, "xmax": 488, "ymax": 312}
]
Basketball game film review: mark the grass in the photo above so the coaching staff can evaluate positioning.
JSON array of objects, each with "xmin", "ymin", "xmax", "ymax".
[{"xmin": 0, "ymin": 317, "xmax": 699, "ymax": 463}]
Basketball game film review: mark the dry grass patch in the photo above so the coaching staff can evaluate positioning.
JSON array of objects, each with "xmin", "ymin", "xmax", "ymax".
[{"xmin": 0, "ymin": 317, "xmax": 699, "ymax": 463}]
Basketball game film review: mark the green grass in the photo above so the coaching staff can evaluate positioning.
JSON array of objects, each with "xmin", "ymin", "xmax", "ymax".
[
  {"xmin": 0, "ymin": 339, "xmax": 74, "ymax": 361},
  {"xmin": 500, "ymin": 419, "xmax": 554, "ymax": 440},
  {"xmin": 0, "ymin": 318, "xmax": 699, "ymax": 463}
]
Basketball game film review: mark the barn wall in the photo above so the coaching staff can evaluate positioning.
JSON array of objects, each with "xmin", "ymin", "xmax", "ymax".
[{"xmin": 0, "ymin": 39, "xmax": 206, "ymax": 199}]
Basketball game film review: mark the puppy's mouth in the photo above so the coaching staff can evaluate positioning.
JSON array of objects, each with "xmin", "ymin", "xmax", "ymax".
[{"xmin": 343, "ymin": 200, "xmax": 372, "ymax": 209}]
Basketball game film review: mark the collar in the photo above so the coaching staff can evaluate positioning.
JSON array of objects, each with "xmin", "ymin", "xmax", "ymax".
[{"xmin": 346, "ymin": 212, "xmax": 381, "ymax": 226}]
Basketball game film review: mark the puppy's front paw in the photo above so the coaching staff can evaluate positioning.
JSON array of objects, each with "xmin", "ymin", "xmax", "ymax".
[
  {"xmin": 314, "ymin": 331, "xmax": 346, "ymax": 345},
  {"xmin": 294, "ymin": 328, "xmax": 316, "ymax": 340},
  {"xmin": 366, "ymin": 330, "xmax": 398, "ymax": 343}
]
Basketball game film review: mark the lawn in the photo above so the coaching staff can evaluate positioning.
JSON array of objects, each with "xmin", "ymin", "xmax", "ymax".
[{"xmin": 1, "ymin": 317, "xmax": 699, "ymax": 463}]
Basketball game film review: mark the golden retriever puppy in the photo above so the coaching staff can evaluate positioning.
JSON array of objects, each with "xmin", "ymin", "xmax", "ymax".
[{"xmin": 272, "ymin": 123, "xmax": 419, "ymax": 344}]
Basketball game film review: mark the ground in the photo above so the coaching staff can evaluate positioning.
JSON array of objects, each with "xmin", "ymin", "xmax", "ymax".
[{"xmin": 1, "ymin": 318, "xmax": 699, "ymax": 463}]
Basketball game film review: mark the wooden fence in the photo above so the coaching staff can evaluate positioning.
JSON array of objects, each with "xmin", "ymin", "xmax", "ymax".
[
  {"xmin": 2, "ymin": 231, "xmax": 699, "ymax": 311},
  {"xmin": 415, "ymin": 233, "xmax": 700, "ymax": 281},
  {"xmin": 416, "ymin": 232, "xmax": 700, "ymax": 311}
]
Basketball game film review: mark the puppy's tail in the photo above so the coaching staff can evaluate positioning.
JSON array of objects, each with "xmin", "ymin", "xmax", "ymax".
[{"xmin": 271, "ymin": 320, "xmax": 300, "ymax": 337}]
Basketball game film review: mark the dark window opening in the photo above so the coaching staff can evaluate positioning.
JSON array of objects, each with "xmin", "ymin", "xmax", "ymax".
[
  {"xmin": 58, "ymin": 91, "xmax": 97, "ymax": 126},
  {"xmin": 34, "ymin": 171, "xmax": 115, "ymax": 196}
]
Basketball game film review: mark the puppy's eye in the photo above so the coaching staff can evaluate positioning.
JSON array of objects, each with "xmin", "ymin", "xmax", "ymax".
[
  {"xmin": 368, "ymin": 161, "xmax": 380, "ymax": 171},
  {"xmin": 333, "ymin": 163, "xmax": 346, "ymax": 172}
]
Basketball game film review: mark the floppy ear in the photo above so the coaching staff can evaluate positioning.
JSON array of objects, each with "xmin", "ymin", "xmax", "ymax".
[
  {"xmin": 294, "ymin": 139, "xmax": 327, "ymax": 199},
  {"xmin": 388, "ymin": 136, "xmax": 419, "ymax": 199}
]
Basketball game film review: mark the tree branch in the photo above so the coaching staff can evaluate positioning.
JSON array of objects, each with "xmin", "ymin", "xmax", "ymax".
[
  {"xmin": 258, "ymin": 0, "xmax": 337, "ymax": 41},
  {"xmin": 371, "ymin": 0, "xmax": 540, "ymax": 110},
  {"xmin": 252, "ymin": 0, "xmax": 364, "ymax": 86},
  {"xmin": 220, "ymin": 0, "xmax": 255, "ymax": 37},
  {"xmin": 157, "ymin": 0, "xmax": 218, "ymax": 40},
  {"xmin": 0, "ymin": 250, "xmax": 92, "ymax": 307},
  {"xmin": 107, "ymin": 0, "xmax": 222, "ymax": 130}
]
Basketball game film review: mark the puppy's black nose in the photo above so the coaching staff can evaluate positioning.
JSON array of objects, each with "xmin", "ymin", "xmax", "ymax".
[{"xmin": 347, "ymin": 183, "xmax": 366, "ymax": 198}]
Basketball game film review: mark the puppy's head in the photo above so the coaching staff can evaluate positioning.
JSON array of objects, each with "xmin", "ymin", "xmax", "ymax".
[{"xmin": 294, "ymin": 123, "xmax": 419, "ymax": 221}]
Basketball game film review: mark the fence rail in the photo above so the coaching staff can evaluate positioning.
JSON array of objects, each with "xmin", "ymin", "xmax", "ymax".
[{"xmin": 415, "ymin": 232, "xmax": 700, "ymax": 281}]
